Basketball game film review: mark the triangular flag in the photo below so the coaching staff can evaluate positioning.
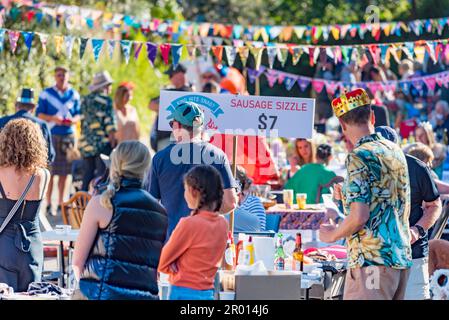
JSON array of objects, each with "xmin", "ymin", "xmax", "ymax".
[
  {"xmin": 171, "ymin": 44, "xmax": 183, "ymax": 67},
  {"xmin": 436, "ymin": 43, "xmax": 443, "ymax": 62},
  {"xmin": 199, "ymin": 23, "xmax": 210, "ymax": 37},
  {"xmin": 79, "ymin": 37, "xmax": 89, "ymax": 60},
  {"xmin": 53, "ymin": 35, "xmax": 64, "ymax": 55},
  {"xmin": 423, "ymin": 76, "xmax": 436, "ymax": 93},
  {"xmin": 225, "ymin": 46, "xmax": 236, "ymax": 66},
  {"xmin": 199, "ymin": 45, "xmax": 210, "ymax": 57},
  {"xmin": 233, "ymin": 25, "xmax": 244, "ymax": 39},
  {"xmin": 403, "ymin": 42, "xmax": 414, "ymax": 60},
  {"xmin": 277, "ymin": 46, "xmax": 289, "ymax": 67},
  {"xmin": 414, "ymin": 45, "xmax": 426, "ymax": 64},
  {"xmin": 0, "ymin": 29, "xmax": 5, "ymax": 53},
  {"xmin": 331, "ymin": 26, "xmax": 340, "ymax": 40},
  {"xmin": 159, "ymin": 43, "xmax": 171, "ymax": 65},
  {"xmin": 91, "ymin": 39, "xmax": 104, "ymax": 62},
  {"xmin": 380, "ymin": 45, "xmax": 389, "ymax": 64},
  {"xmin": 38, "ymin": 33, "xmax": 49, "ymax": 54},
  {"xmin": 312, "ymin": 79, "xmax": 325, "ymax": 93},
  {"xmin": 426, "ymin": 42, "xmax": 437, "ymax": 64},
  {"xmin": 325, "ymin": 81, "xmax": 339, "ymax": 96},
  {"xmin": 8, "ymin": 31, "xmax": 20, "ymax": 54},
  {"xmin": 297, "ymin": 77, "xmax": 311, "ymax": 91},
  {"xmin": 21, "ymin": 31, "xmax": 34, "ymax": 54},
  {"xmin": 107, "ymin": 40, "xmax": 115, "ymax": 59},
  {"xmin": 212, "ymin": 45, "xmax": 224, "ymax": 63},
  {"xmin": 64, "ymin": 35, "xmax": 75, "ymax": 59},
  {"xmin": 146, "ymin": 42, "xmax": 158, "ymax": 65},
  {"xmin": 120, "ymin": 40, "xmax": 132, "ymax": 64},
  {"xmin": 284, "ymin": 76, "xmax": 298, "ymax": 91},
  {"xmin": 266, "ymin": 46, "xmax": 277, "ymax": 69},
  {"xmin": 237, "ymin": 46, "xmax": 249, "ymax": 66},
  {"xmin": 290, "ymin": 47, "xmax": 303, "ymax": 66},
  {"xmin": 134, "ymin": 42, "xmax": 144, "ymax": 60},
  {"xmin": 294, "ymin": 26, "xmax": 306, "ymax": 40},
  {"xmin": 308, "ymin": 47, "xmax": 317, "ymax": 66},
  {"xmin": 265, "ymin": 69, "xmax": 279, "ymax": 88},
  {"xmin": 250, "ymin": 47, "xmax": 264, "ymax": 70},
  {"xmin": 368, "ymin": 45, "xmax": 379, "ymax": 65},
  {"xmin": 341, "ymin": 24, "xmax": 351, "ymax": 39},
  {"xmin": 185, "ymin": 45, "xmax": 197, "ymax": 59}
]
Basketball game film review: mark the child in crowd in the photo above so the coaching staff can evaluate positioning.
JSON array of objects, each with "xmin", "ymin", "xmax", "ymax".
[{"xmin": 158, "ymin": 165, "xmax": 228, "ymax": 300}]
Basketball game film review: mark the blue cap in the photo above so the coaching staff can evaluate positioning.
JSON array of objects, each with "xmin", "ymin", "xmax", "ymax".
[
  {"xmin": 167, "ymin": 101, "xmax": 204, "ymax": 127},
  {"xmin": 375, "ymin": 126, "xmax": 399, "ymax": 144}
]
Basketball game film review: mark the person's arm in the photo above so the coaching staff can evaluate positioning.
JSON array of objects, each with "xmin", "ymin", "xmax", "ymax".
[
  {"xmin": 220, "ymin": 188, "xmax": 238, "ymax": 214},
  {"xmin": 43, "ymin": 122, "xmax": 55, "ymax": 163},
  {"xmin": 435, "ymin": 179, "xmax": 449, "ymax": 194},
  {"xmin": 148, "ymin": 97, "xmax": 160, "ymax": 113},
  {"xmin": 72, "ymin": 196, "xmax": 103, "ymax": 281},
  {"xmin": 146, "ymin": 157, "xmax": 161, "ymax": 199},
  {"xmin": 158, "ymin": 219, "xmax": 192, "ymax": 274},
  {"xmin": 105, "ymin": 100, "xmax": 117, "ymax": 147}
]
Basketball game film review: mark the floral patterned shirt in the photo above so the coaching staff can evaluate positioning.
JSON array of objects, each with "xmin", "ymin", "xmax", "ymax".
[
  {"xmin": 78, "ymin": 93, "xmax": 116, "ymax": 158},
  {"xmin": 342, "ymin": 133, "xmax": 412, "ymax": 269}
]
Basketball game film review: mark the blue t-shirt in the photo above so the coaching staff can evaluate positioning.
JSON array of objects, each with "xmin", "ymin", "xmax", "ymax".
[
  {"xmin": 147, "ymin": 142, "xmax": 237, "ymax": 240},
  {"xmin": 36, "ymin": 87, "xmax": 81, "ymax": 136}
]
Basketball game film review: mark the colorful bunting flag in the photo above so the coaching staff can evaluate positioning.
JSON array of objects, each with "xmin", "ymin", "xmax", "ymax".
[
  {"xmin": 80, "ymin": 37, "xmax": 89, "ymax": 60},
  {"xmin": 312, "ymin": 79, "xmax": 325, "ymax": 93},
  {"xmin": 134, "ymin": 41, "xmax": 144, "ymax": 60},
  {"xmin": 21, "ymin": 31, "xmax": 34, "ymax": 54},
  {"xmin": 266, "ymin": 46, "xmax": 277, "ymax": 69},
  {"xmin": 265, "ymin": 69, "xmax": 279, "ymax": 88},
  {"xmin": 64, "ymin": 35, "xmax": 75, "ymax": 59},
  {"xmin": 237, "ymin": 46, "xmax": 249, "ymax": 66},
  {"xmin": 291, "ymin": 47, "xmax": 303, "ymax": 66},
  {"xmin": 171, "ymin": 44, "xmax": 183, "ymax": 67},
  {"xmin": 277, "ymin": 46, "xmax": 289, "ymax": 67},
  {"xmin": 107, "ymin": 40, "xmax": 115, "ymax": 59},
  {"xmin": 250, "ymin": 47, "xmax": 264, "ymax": 70},
  {"xmin": 212, "ymin": 45, "xmax": 223, "ymax": 64},
  {"xmin": 297, "ymin": 77, "xmax": 311, "ymax": 91},
  {"xmin": 38, "ymin": 33, "xmax": 48, "ymax": 54},
  {"xmin": 284, "ymin": 76, "xmax": 298, "ymax": 91},
  {"xmin": 146, "ymin": 42, "xmax": 158, "ymax": 65},
  {"xmin": 0, "ymin": 29, "xmax": 5, "ymax": 53},
  {"xmin": 91, "ymin": 39, "xmax": 104, "ymax": 62},
  {"xmin": 185, "ymin": 44, "xmax": 197, "ymax": 59},
  {"xmin": 120, "ymin": 40, "xmax": 132, "ymax": 64},
  {"xmin": 159, "ymin": 43, "xmax": 171, "ymax": 65},
  {"xmin": 8, "ymin": 30, "xmax": 20, "ymax": 54},
  {"xmin": 225, "ymin": 46, "xmax": 236, "ymax": 66},
  {"xmin": 53, "ymin": 35, "xmax": 64, "ymax": 54}
]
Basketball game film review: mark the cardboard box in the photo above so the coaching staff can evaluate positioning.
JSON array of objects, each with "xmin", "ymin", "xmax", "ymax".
[{"xmin": 234, "ymin": 271, "xmax": 303, "ymax": 300}]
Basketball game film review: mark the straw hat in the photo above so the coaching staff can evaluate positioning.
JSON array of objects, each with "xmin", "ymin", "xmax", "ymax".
[{"xmin": 89, "ymin": 71, "xmax": 113, "ymax": 92}]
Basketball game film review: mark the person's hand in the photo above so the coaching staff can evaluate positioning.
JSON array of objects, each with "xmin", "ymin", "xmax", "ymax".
[
  {"xmin": 169, "ymin": 263, "xmax": 178, "ymax": 274},
  {"xmin": 410, "ymin": 226, "xmax": 420, "ymax": 245},
  {"xmin": 52, "ymin": 116, "xmax": 65, "ymax": 125},
  {"xmin": 333, "ymin": 183, "xmax": 343, "ymax": 201},
  {"xmin": 319, "ymin": 219, "xmax": 338, "ymax": 243}
]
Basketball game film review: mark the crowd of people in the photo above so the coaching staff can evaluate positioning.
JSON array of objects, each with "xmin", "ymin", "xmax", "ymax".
[{"xmin": 1, "ymin": 56, "xmax": 449, "ymax": 300}]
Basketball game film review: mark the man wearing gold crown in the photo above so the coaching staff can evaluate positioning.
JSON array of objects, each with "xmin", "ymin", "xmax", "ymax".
[{"xmin": 319, "ymin": 88, "xmax": 412, "ymax": 300}]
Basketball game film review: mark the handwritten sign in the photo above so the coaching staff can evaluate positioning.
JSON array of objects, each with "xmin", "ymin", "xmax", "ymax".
[{"xmin": 159, "ymin": 90, "xmax": 315, "ymax": 139}]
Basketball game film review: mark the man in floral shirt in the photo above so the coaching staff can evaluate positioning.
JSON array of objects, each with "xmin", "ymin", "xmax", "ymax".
[
  {"xmin": 320, "ymin": 88, "xmax": 412, "ymax": 300},
  {"xmin": 78, "ymin": 71, "xmax": 117, "ymax": 191}
]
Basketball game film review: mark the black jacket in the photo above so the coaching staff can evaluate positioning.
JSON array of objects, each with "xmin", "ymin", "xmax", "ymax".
[{"xmin": 79, "ymin": 178, "xmax": 168, "ymax": 300}]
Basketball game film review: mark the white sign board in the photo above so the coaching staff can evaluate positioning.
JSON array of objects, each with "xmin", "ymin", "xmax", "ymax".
[{"xmin": 159, "ymin": 90, "xmax": 315, "ymax": 139}]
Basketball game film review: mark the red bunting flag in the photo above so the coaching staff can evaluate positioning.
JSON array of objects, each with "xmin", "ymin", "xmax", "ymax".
[
  {"xmin": 212, "ymin": 45, "xmax": 223, "ymax": 63},
  {"xmin": 159, "ymin": 43, "xmax": 171, "ymax": 65}
]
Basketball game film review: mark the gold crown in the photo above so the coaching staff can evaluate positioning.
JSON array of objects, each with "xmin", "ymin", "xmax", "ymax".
[{"xmin": 331, "ymin": 88, "xmax": 371, "ymax": 118}]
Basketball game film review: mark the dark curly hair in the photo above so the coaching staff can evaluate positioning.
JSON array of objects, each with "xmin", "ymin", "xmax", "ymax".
[
  {"xmin": 184, "ymin": 165, "xmax": 224, "ymax": 215},
  {"xmin": 316, "ymin": 144, "xmax": 332, "ymax": 162}
]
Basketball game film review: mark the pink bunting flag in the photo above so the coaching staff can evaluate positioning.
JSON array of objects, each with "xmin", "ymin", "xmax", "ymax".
[
  {"xmin": 265, "ymin": 69, "xmax": 279, "ymax": 88},
  {"xmin": 423, "ymin": 76, "xmax": 436, "ymax": 93},
  {"xmin": 8, "ymin": 30, "xmax": 20, "ymax": 54},
  {"xmin": 312, "ymin": 79, "xmax": 325, "ymax": 93},
  {"xmin": 325, "ymin": 81, "xmax": 339, "ymax": 95},
  {"xmin": 159, "ymin": 43, "xmax": 171, "ymax": 65},
  {"xmin": 366, "ymin": 82, "xmax": 382, "ymax": 96}
]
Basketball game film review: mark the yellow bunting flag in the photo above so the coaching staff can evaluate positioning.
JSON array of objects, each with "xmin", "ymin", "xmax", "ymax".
[
  {"xmin": 54, "ymin": 35, "xmax": 64, "ymax": 54},
  {"xmin": 250, "ymin": 47, "xmax": 264, "ymax": 70},
  {"xmin": 237, "ymin": 46, "xmax": 250, "ymax": 66}
]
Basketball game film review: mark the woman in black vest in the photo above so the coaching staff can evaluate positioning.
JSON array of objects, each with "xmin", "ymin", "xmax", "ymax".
[{"xmin": 72, "ymin": 141, "xmax": 167, "ymax": 300}]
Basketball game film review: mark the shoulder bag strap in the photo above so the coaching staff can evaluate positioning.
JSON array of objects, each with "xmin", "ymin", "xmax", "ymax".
[{"xmin": 0, "ymin": 174, "xmax": 36, "ymax": 235}]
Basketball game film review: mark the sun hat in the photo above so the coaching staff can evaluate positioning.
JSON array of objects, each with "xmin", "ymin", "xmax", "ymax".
[
  {"xmin": 16, "ymin": 88, "xmax": 35, "ymax": 105},
  {"xmin": 166, "ymin": 101, "xmax": 204, "ymax": 127},
  {"xmin": 89, "ymin": 71, "xmax": 114, "ymax": 92}
]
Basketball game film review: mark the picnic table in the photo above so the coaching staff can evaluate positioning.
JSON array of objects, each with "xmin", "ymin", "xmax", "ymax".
[{"xmin": 266, "ymin": 204, "xmax": 327, "ymax": 230}]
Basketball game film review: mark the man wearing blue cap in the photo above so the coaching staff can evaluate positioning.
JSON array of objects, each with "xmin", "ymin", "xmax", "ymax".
[
  {"xmin": 375, "ymin": 126, "xmax": 442, "ymax": 300},
  {"xmin": 0, "ymin": 88, "xmax": 55, "ymax": 163},
  {"xmin": 146, "ymin": 101, "xmax": 238, "ymax": 241}
]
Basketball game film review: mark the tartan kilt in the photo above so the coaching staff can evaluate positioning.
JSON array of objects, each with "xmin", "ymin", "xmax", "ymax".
[{"xmin": 50, "ymin": 134, "xmax": 75, "ymax": 176}]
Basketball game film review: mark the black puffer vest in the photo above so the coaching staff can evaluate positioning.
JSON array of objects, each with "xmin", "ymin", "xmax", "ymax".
[{"xmin": 79, "ymin": 178, "xmax": 167, "ymax": 300}]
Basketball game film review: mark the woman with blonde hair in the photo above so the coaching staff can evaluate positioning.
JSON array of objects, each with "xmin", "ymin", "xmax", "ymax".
[
  {"xmin": 0, "ymin": 119, "xmax": 49, "ymax": 292},
  {"xmin": 295, "ymin": 138, "xmax": 316, "ymax": 166},
  {"xmin": 114, "ymin": 82, "xmax": 140, "ymax": 143},
  {"xmin": 415, "ymin": 122, "xmax": 447, "ymax": 179},
  {"xmin": 73, "ymin": 141, "xmax": 167, "ymax": 300}
]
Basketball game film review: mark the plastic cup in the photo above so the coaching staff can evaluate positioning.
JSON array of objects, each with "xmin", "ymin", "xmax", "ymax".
[
  {"xmin": 283, "ymin": 189, "xmax": 294, "ymax": 209},
  {"xmin": 296, "ymin": 193, "xmax": 307, "ymax": 210},
  {"xmin": 219, "ymin": 291, "xmax": 235, "ymax": 300}
]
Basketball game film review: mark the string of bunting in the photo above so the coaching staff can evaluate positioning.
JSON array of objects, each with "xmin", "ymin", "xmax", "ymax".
[
  {"xmin": 247, "ymin": 65, "xmax": 449, "ymax": 97},
  {"xmin": 4, "ymin": 1, "xmax": 449, "ymax": 44},
  {"xmin": 2, "ymin": 24, "xmax": 449, "ymax": 71}
]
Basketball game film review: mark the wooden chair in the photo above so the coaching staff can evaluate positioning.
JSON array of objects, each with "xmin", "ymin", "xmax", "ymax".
[
  {"xmin": 61, "ymin": 191, "xmax": 92, "ymax": 229},
  {"xmin": 316, "ymin": 176, "xmax": 345, "ymax": 204}
]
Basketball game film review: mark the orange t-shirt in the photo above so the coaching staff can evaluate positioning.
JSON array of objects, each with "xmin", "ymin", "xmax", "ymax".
[{"xmin": 158, "ymin": 210, "xmax": 228, "ymax": 290}]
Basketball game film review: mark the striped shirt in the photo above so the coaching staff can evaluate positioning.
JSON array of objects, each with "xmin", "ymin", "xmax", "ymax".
[
  {"xmin": 36, "ymin": 86, "xmax": 81, "ymax": 136},
  {"xmin": 239, "ymin": 195, "xmax": 266, "ymax": 230}
]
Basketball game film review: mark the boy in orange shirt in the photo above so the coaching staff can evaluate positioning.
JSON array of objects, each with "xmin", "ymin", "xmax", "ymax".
[{"xmin": 158, "ymin": 165, "xmax": 229, "ymax": 300}]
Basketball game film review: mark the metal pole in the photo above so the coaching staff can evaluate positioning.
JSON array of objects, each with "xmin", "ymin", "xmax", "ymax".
[{"xmin": 230, "ymin": 134, "xmax": 238, "ymax": 233}]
